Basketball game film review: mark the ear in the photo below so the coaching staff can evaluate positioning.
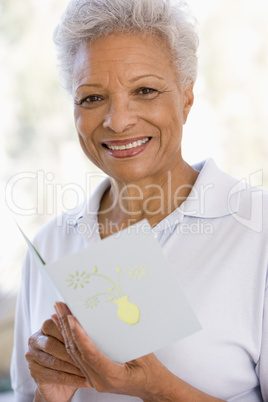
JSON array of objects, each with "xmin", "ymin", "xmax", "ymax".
[{"xmin": 183, "ymin": 82, "xmax": 194, "ymax": 124}]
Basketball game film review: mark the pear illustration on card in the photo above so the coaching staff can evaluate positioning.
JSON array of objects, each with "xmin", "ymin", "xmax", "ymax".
[{"xmin": 66, "ymin": 265, "xmax": 146, "ymax": 325}]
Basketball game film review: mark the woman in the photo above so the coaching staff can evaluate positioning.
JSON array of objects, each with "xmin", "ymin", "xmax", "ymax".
[{"xmin": 11, "ymin": 0, "xmax": 268, "ymax": 401}]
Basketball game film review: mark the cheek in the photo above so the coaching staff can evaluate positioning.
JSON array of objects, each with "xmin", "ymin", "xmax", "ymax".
[
  {"xmin": 145, "ymin": 96, "xmax": 183, "ymax": 129},
  {"xmin": 74, "ymin": 112, "xmax": 99, "ymax": 158},
  {"xmin": 74, "ymin": 110, "xmax": 89, "ymax": 139},
  {"xmin": 74, "ymin": 109, "xmax": 85, "ymax": 138},
  {"xmin": 74, "ymin": 108, "xmax": 102, "ymax": 139}
]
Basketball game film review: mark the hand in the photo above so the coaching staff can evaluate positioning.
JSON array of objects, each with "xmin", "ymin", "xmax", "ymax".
[
  {"xmin": 25, "ymin": 317, "xmax": 91, "ymax": 402},
  {"xmin": 54, "ymin": 302, "xmax": 177, "ymax": 401},
  {"xmin": 55, "ymin": 302, "xmax": 227, "ymax": 402}
]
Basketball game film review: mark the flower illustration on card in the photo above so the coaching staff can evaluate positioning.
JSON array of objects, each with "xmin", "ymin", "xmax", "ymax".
[
  {"xmin": 66, "ymin": 265, "xmax": 146, "ymax": 325},
  {"xmin": 84, "ymin": 296, "xmax": 100, "ymax": 309},
  {"xmin": 128, "ymin": 265, "xmax": 147, "ymax": 280},
  {"xmin": 66, "ymin": 271, "xmax": 90, "ymax": 289}
]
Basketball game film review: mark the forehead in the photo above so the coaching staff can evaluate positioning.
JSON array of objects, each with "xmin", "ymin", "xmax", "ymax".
[{"xmin": 72, "ymin": 33, "xmax": 176, "ymax": 85}]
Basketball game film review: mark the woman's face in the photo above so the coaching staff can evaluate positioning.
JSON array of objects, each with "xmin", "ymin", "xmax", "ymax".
[{"xmin": 72, "ymin": 33, "xmax": 194, "ymax": 183}]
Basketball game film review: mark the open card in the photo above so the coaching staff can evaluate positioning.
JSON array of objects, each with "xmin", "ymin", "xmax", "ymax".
[{"xmin": 19, "ymin": 220, "xmax": 201, "ymax": 363}]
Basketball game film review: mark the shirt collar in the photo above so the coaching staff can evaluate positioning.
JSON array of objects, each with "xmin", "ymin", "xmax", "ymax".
[
  {"xmin": 66, "ymin": 178, "xmax": 110, "ymax": 228},
  {"xmin": 180, "ymin": 158, "xmax": 243, "ymax": 218},
  {"xmin": 68, "ymin": 158, "xmax": 243, "ymax": 229}
]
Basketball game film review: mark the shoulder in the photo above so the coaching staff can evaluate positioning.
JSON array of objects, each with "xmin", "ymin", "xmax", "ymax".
[
  {"xmin": 28, "ymin": 177, "xmax": 111, "ymax": 264},
  {"xmin": 32, "ymin": 208, "xmax": 88, "ymax": 264},
  {"xmin": 234, "ymin": 181, "xmax": 268, "ymax": 235}
]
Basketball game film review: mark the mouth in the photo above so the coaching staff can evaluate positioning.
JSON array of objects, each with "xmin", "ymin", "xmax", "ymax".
[
  {"xmin": 103, "ymin": 137, "xmax": 151, "ymax": 151},
  {"xmin": 102, "ymin": 136, "xmax": 151, "ymax": 159}
]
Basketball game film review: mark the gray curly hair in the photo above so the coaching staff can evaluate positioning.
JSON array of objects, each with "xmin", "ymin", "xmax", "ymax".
[{"xmin": 53, "ymin": 0, "xmax": 199, "ymax": 94}]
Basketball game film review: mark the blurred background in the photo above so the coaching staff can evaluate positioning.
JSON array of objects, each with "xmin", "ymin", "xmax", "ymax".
[{"xmin": 1, "ymin": 0, "xmax": 268, "ymax": 399}]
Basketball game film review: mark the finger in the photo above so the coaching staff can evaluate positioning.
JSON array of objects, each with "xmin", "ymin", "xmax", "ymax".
[
  {"xmin": 28, "ymin": 331, "xmax": 80, "ymax": 367},
  {"xmin": 27, "ymin": 359, "xmax": 91, "ymax": 389},
  {"xmin": 55, "ymin": 304, "xmax": 96, "ymax": 387},
  {"xmin": 54, "ymin": 312, "xmax": 94, "ymax": 388},
  {"xmin": 54, "ymin": 303, "xmax": 75, "ymax": 343},
  {"xmin": 41, "ymin": 318, "xmax": 64, "ymax": 343},
  {"xmin": 25, "ymin": 347, "xmax": 85, "ymax": 376},
  {"xmin": 51, "ymin": 314, "xmax": 60, "ymax": 332},
  {"xmin": 67, "ymin": 315, "xmax": 120, "ymax": 376},
  {"xmin": 67, "ymin": 316, "xmax": 128, "ymax": 393},
  {"xmin": 55, "ymin": 304, "xmax": 87, "ymax": 358},
  {"xmin": 55, "ymin": 304, "xmax": 87, "ymax": 368},
  {"xmin": 55, "ymin": 302, "xmax": 72, "ymax": 317}
]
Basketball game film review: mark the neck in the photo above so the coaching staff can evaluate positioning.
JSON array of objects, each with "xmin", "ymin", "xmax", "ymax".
[{"xmin": 98, "ymin": 160, "xmax": 198, "ymax": 238}]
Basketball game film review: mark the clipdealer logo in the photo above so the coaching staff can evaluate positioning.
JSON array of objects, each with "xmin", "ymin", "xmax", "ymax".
[
  {"xmin": 4, "ymin": 170, "xmax": 206, "ymax": 218},
  {"xmin": 5, "ymin": 171, "xmax": 106, "ymax": 218},
  {"xmin": 5, "ymin": 169, "xmax": 265, "ymax": 233},
  {"xmin": 228, "ymin": 170, "xmax": 263, "ymax": 233}
]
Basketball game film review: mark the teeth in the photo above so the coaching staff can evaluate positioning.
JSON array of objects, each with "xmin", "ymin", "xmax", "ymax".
[{"xmin": 106, "ymin": 137, "xmax": 150, "ymax": 151}]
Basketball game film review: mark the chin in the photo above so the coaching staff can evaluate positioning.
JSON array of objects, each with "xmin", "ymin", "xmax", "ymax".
[{"xmin": 107, "ymin": 167, "xmax": 151, "ymax": 184}]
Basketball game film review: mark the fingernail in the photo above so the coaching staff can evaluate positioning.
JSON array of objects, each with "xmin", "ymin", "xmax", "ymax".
[
  {"xmin": 51, "ymin": 314, "xmax": 59, "ymax": 325},
  {"xmin": 55, "ymin": 302, "xmax": 63, "ymax": 316},
  {"xmin": 67, "ymin": 315, "xmax": 74, "ymax": 329},
  {"xmin": 54, "ymin": 303, "xmax": 59, "ymax": 314}
]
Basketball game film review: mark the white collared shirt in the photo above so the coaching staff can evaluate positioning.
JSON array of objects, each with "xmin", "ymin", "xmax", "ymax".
[{"xmin": 11, "ymin": 159, "xmax": 268, "ymax": 402}]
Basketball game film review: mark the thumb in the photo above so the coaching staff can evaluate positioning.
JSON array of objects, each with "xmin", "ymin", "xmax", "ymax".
[
  {"xmin": 67, "ymin": 315, "xmax": 100, "ymax": 355},
  {"xmin": 67, "ymin": 316, "xmax": 118, "ymax": 373}
]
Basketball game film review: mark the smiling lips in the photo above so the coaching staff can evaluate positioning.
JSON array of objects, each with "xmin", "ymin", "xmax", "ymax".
[{"xmin": 102, "ymin": 137, "xmax": 151, "ymax": 158}]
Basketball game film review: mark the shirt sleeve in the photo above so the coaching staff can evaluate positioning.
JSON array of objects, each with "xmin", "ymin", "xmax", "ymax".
[
  {"xmin": 256, "ymin": 278, "xmax": 268, "ymax": 402},
  {"xmin": 10, "ymin": 251, "xmax": 36, "ymax": 402}
]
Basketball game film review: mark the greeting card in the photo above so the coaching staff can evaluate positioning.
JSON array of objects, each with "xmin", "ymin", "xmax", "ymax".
[{"xmin": 19, "ymin": 221, "xmax": 201, "ymax": 363}]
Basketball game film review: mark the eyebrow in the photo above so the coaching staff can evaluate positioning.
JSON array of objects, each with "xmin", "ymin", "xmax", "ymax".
[
  {"xmin": 76, "ymin": 83, "xmax": 102, "ymax": 90},
  {"xmin": 76, "ymin": 74, "xmax": 165, "ymax": 91},
  {"xmin": 129, "ymin": 74, "xmax": 165, "ymax": 83}
]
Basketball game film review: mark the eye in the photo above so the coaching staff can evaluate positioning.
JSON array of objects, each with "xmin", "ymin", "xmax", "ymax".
[
  {"xmin": 136, "ymin": 87, "xmax": 160, "ymax": 99},
  {"xmin": 138, "ymin": 87, "xmax": 157, "ymax": 95},
  {"xmin": 83, "ymin": 95, "xmax": 103, "ymax": 103},
  {"xmin": 76, "ymin": 95, "xmax": 104, "ymax": 108}
]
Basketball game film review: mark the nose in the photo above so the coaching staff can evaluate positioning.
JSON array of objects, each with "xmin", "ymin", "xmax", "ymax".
[{"xmin": 103, "ymin": 98, "xmax": 138, "ymax": 133}]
